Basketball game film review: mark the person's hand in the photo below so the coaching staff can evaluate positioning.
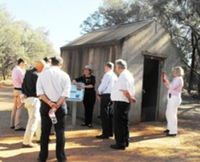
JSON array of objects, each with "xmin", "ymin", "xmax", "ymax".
[
  {"xmin": 51, "ymin": 107, "xmax": 57, "ymax": 113},
  {"xmin": 48, "ymin": 101, "xmax": 58, "ymax": 109},
  {"xmin": 162, "ymin": 72, "xmax": 167, "ymax": 83},
  {"xmin": 130, "ymin": 97, "xmax": 137, "ymax": 103},
  {"xmin": 48, "ymin": 107, "xmax": 57, "ymax": 116},
  {"xmin": 120, "ymin": 89, "xmax": 129, "ymax": 98},
  {"xmin": 96, "ymin": 95, "xmax": 101, "ymax": 101},
  {"xmin": 20, "ymin": 94, "xmax": 27, "ymax": 100},
  {"xmin": 76, "ymin": 83, "xmax": 85, "ymax": 90},
  {"xmin": 120, "ymin": 89, "xmax": 136, "ymax": 103}
]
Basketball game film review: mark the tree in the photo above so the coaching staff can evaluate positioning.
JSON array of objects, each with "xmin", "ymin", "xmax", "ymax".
[
  {"xmin": 149, "ymin": 0, "xmax": 200, "ymax": 94},
  {"xmin": 0, "ymin": 5, "xmax": 56, "ymax": 80},
  {"xmin": 0, "ymin": 6, "xmax": 22, "ymax": 80},
  {"xmin": 80, "ymin": 0, "xmax": 153, "ymax": 33},
  {"xmin": 80, "ymin": 0, "xmax": 200, "ymax": 94}
]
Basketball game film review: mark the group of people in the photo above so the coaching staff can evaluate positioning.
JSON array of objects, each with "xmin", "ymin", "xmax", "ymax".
[{"xmin": 10, "ymin": 56, "xmax": 184, "ymax": 162}]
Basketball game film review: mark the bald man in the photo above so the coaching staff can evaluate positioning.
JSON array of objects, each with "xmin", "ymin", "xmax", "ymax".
[{"xmin": 21, "ymin": 60, "xmax": 45, "ymax": 148}]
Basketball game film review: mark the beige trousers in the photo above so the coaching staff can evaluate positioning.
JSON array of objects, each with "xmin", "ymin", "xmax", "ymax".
[
  {"xmin": 10, "ymin": 90, "xmax": 23, "ymax": 129},
  {"xmin": 23, "ymin": 97, "xmax": 41, "ymax": 145}
]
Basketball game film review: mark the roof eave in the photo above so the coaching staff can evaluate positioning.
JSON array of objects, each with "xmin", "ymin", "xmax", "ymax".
[{"xmin": 60, "ymin": 40, "xmax": 121, "ymax": 51}]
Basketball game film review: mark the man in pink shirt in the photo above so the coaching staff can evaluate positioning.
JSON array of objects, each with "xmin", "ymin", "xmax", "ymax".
[{"xmin": 10, "ymin": 58, "xmax": 26, "ymax": 131}]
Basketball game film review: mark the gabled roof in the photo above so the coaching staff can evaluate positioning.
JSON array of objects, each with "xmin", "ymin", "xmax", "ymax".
[{"xmin": 61, "ymin": 20, "xmax": 153, "ymax": 50}]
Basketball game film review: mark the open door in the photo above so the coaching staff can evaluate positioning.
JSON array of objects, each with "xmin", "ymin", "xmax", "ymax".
[{"xmin": 141, "ymin": 57, "xmax": 160, "ymax": 121}]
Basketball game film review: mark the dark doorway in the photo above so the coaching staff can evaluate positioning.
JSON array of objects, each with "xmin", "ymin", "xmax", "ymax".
[{"xmin": 141, "ymin": 57, "xmax": 160, "ymax": 121}]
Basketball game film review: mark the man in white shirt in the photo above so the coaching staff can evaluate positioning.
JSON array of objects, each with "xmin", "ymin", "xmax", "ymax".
[
  {"xmin": 110, "ymin": 59, "xmax": 136, "ymax": 150},
  {"xmin": 96, "ymin": 62, "xmax": 118, "ymax": 139},
  {"xmin": 36, "ymin": 56, "xmax": 71, "ymax": 162}
]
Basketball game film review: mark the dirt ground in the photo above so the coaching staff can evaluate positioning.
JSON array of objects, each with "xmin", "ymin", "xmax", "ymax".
[{"xmin": 0, "ymin": 87, "xmax": 199, "ymax": 162}]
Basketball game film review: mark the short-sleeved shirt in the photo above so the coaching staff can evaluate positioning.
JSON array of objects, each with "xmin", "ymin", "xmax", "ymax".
[
  {"xmin": 37, "ymin": 66, "xmax": 71, "ymax": 102},
  {"xmin": 75, "ymin": 75, "xmax": 96, "ymax": 95},
  {"xmin": 111, "ymin": 69, "xmax": 135, "ymax": 103}
]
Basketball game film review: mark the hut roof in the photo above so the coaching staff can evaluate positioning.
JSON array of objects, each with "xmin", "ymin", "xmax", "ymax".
[{"xmin": 61, "ymin": 20, "xmax": 153, "ymax": 49}]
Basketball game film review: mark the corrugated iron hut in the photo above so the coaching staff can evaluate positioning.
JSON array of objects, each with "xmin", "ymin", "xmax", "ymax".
[{"xmin": 61, "ymin": 20, "xmax": 181, "ymax": 123}]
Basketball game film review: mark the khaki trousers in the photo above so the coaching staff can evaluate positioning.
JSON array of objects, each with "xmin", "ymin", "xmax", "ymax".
[
  {"xmin": 23, "ymin": 97, "xmax": 41, "ymax": 145},
  {"xmin": 10, "ymin": 90, "xmax": 23, "ymax": 129}
]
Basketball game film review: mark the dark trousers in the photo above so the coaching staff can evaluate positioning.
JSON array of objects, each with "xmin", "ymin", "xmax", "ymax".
[
  {"xmin": 113, "ymin": 101, "xmax": 130, "ymax": 147},
  {"xmin": 39, "ymin": 101, "xmax": 67, "ymax": 162},
  {"xmin": 100, "ymin": 94, "xmax": 113, "ymax": 136},
  {"xmin": 83, "ymin": 93, "xmax": 96, "ymax": 125}
]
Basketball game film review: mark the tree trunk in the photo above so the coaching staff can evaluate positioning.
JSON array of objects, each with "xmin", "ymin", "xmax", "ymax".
[
  {"xmin": 2, "ymin": 70, "xmax": 6, "ymax": 80},
  {"xmin": 188, "ymin": 32, "xmax": 196, "ymax": 93}
]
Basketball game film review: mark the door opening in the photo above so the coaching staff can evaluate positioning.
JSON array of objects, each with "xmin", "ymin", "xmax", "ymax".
[{"xmin": 141, "ymin": 57, "xmax": 160, "ymax": 121}]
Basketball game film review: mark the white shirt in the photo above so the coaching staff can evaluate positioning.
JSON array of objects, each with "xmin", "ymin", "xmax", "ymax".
[
  {"xmin": 36, "ymin": 66, "xmax": 71, "ymax": 102},
  {"xmin": 111, "ymin": 69, "xmax": 135, "ymax": 103},
  {"xmin": 98, "ymin": 70, "xmax": 118, "ymax": 95}
]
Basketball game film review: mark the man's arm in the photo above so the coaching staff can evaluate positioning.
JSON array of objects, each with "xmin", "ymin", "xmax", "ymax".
[
  {"xmin": 58, "ymin": 73, "xmax": 71, "ymax": 107},
  {"xmin": 120, "ymin": 77, "xmax": 136, "ymax": 103},
  {"xmin": 56, "ymin": 96, "xmax": 66, "ymax": 108},
  {"xmin": 98, "ymin": 74, "xmax": 109, "ymax": 94},
  {"xmin": 38, "ymin": 95, "xmax": 57, "ymax": 108}
]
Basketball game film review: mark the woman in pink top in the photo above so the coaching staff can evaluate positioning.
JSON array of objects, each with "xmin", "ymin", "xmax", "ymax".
[{"xmin": 162, "ymin": 66, "xmax": 184, "ymax": 136}]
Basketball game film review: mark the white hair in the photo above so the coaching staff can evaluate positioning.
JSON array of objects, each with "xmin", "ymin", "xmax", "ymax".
[
  {"xmin": 115, "ymin": 59, "xmax": 127, "ymax": 69},
  {"xmin": 106, "ymin": 62, "xmax": 114, "ymax": 70}
]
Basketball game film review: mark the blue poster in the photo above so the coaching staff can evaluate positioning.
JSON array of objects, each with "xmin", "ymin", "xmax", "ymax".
[{"xmin": 67, "ymin": 83, "xmax": 85, "ymax": 102}]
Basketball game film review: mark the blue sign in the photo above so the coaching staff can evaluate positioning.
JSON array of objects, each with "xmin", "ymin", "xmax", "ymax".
[{"xmin": 67, "ymin": 83, "xmax": 85, "ymax": 102}]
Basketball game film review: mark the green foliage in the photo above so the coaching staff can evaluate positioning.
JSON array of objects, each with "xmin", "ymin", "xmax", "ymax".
[
  {"xmin": 80, "ymin": 0, "xmax": 153, "ymax": 33},
  {"xmin": 0, "ymin": 5, "xmax": 56, "ymax": 80},
  {"xmin": 149, "ymin": 0, "xmax": 200, "ymax": 92}
]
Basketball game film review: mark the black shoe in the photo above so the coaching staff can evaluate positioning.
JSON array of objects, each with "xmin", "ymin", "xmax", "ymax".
[
  {"xmin": 96, "ymin": 135, "xmax": 109, "ymax": 139},
  {"xmin": 57, "ymin": 159, "xmax": 67, "ymax": 162},
  {"xmin": 50, "ymin": 132, "xmax": 55, "ymax": 135},
  {"xmin": 15, "ymin": 127, "xmax": 25, "ymax": 131},
  {"xmin": 36, "ymin": 140, "xmax": 40, "ymax": 144},
  {"xmin": 81, "ymin": 123, "xmax": 87, "ymax": 126},
  {"xmin": 37, "ymin": 158, "xmax": 46, "ymax": 162},
  {"xmin": 166, "ymin": 133, "xmax": 177, "ymax": 137},
  {"xmin": 110, "ymin": 144, "xmax": 125, "ymax": 150},
  {"xmin": 163, "ymin": 129, "xmax": 169, "ymax": 133},
  {"xmin": 87, "ymin": 124, "xmax": 93, "ymax": 128},
  {"xmin": 10, "ymin": 126, "xmax": 15, "ymax": 129},
  {"xmin": 22, "ymin": 143, "xmax": 37, "ymax": 148},
  {"xmin": 125, "ymin": 140, "xmax": 129, "ymax": 147}
]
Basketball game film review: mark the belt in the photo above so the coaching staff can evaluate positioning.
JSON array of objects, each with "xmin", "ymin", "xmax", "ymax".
[
  {"xmin": 14, "ymin": 87, "xmax": 22, "ymax": 90},
  {"xmin": 100, "ymin": 93, "xmax": 110, "ymax": 96}
]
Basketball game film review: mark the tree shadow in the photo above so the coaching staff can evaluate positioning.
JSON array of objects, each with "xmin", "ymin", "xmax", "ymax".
[{"xmin": 131, "ymin": 133, "xmax": 167, "ymax": 143}]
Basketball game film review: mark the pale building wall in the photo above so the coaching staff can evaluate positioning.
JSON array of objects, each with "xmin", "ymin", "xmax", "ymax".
[{"xmin": 121, "ymin": 21, "xmax": 181, "ymax": 123}]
